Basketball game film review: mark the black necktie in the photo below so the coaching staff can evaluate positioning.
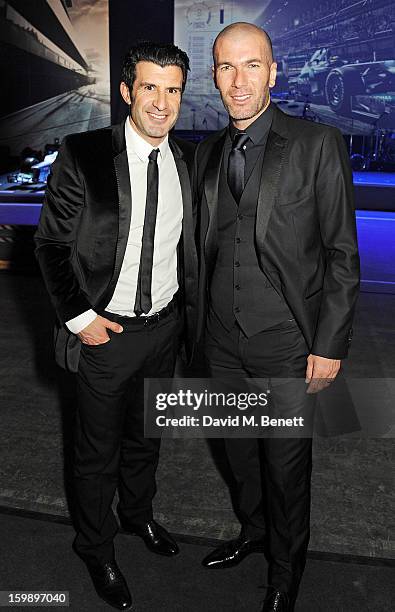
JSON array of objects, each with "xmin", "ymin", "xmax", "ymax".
[
  {"xmin": 134, "ymin": 148, "xmax": 159, "ymax": 316},
  {"xmin": 227, "ymin": 132, "xmax": 250, "ymax": 203}
]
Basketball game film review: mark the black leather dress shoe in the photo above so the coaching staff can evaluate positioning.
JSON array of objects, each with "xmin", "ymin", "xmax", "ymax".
[
  {"xmin": 122, "ymin": 520, "xmax": 179, "ymax": 556},
  {"xmin": 202, "ymin": 534, "xmax": 266, "ymax": 568},
  {"xmin": 87, "ymin": 560, "xmax": 132, "ymax": 610},
  {"xmin": 261, "ymin": 589, "xmax": 290, "ymax": 611}
]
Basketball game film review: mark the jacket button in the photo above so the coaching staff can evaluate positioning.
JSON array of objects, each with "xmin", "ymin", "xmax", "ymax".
[
  {"xmin": 234, "ymin": 306, "xmax": 240, "ymax": 313},
  {"xmin": 234, "ymin": 261, "xmax": 240, "ymax": 267},
  {"xmin": 235, "ymin": 284, "xmax": 240, "ymax": 290}
]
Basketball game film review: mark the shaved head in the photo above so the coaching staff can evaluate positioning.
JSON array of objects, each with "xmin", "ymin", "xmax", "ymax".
[
  {"xmin": 212, "ymin": 22, "xmax": 277, "ymax": 129},
  {"xmin": 213, "ymin": 22, "xmax": 273, "ymax": 65}
]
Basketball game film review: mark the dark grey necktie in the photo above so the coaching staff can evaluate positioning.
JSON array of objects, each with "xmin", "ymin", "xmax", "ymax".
[
  {"xmin": 227, "ymin": 132, "xmax": 250, "ymax": 203},
  {"xmin": 134, "ymin": 148, "xmax": 159, "ymax": 316}
]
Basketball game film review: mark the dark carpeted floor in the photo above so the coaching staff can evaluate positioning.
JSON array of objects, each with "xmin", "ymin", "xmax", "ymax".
[
  {"xmin": 1, "ymin": 511, "xmax": 394, "ymax": 612},
  {"xmin": 0, "ymin": 273, "xmax": 394, "ymax": 612},
  {"xmin": 0, "ymin": 274, "xmax": 393, "ymax": 559}
]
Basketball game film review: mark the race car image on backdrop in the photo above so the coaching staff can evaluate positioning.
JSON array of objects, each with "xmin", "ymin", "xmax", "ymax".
[{"xmin": 175, "ymin": 0, "xmax": 395, "ymax": 136}]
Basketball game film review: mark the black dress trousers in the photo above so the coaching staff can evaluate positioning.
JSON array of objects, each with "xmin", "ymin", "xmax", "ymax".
[
  {"xmin": 205, "ymin": 310, "xmax": 313, "ymax": 598},
  {"xmin": 72, "ymin": 307, "xmax": 182, "ymax": 565}
]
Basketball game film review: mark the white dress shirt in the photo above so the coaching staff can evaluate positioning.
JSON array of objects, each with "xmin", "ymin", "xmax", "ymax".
[{"xmin": 66, "ymin": 119, "xmax": 183, "ymax": 333}]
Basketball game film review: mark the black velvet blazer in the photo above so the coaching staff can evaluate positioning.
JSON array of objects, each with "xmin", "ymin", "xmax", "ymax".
[
  {"xmin": 195, "ymin": 105, "xmax": 360, "ymax": 359},
  {"xmin": 35, "ymin": 122, "xmax": 198, "ymax": 371}
]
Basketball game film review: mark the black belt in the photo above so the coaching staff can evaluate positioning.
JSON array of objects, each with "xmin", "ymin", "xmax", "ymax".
[{"xmin": 102, "ymin": 295, "xmax": 177, "ymax": 327}]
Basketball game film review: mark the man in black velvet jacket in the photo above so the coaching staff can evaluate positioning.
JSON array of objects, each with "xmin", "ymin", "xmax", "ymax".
[
  {"xmin": 35, "ymin": 42, "xmax": 197, "ymax": 611},
  {"xmin": 195, "ymin": 23, "xmax": 360, "ymax": 612}
]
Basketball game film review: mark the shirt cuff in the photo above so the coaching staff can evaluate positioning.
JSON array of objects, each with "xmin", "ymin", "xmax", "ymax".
[{"xmin": 65, "ymin": 309, "xmax": 97, "ymax": 334}]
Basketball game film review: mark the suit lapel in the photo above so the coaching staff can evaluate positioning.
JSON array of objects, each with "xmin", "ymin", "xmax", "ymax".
[
  {"xmin": 203, "ymin": 130, "xmax": 226, "ymax": 260},
  {"xmin": 97, "ymin": 122, "xmax": 132, "ymax": 307},
  {"xmin": 113, "ymin": 121, "xmax": 133, "ymax": 275},
  {"xmin": 170, "ymin": 140, "xmax": 198, "ymax": 289},
  {"xmin": 255, "ymin": 129, "xmax": 288, "ymax": 251},
  {"xmin": 113, "ymin": 148, "xmax": 132, "ymax": 275}
]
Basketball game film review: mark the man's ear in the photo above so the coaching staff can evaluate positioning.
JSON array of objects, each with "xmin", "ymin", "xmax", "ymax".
[
  {"xmin": 120, "ymin": 82, "xmax": 131, "ymax": 105},
  {"xmin": 212, "ymin": 65, "xmax": 218, "ymax": 90},
  {"xmin": 269, "ymin": 62, "xmax": 277, "ymax": 89}
]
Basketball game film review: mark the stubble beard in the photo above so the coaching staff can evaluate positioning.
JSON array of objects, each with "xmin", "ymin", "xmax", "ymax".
[
  {"xmin": 223, "ymin": 91, "xmax": 270, "ymax": 123},
  {"xmin": 229, "ymin": 106, "xmax": 261, "ymax": 122}
]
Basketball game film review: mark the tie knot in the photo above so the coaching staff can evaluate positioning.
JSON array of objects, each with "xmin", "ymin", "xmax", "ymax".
[
  {"xmin": 149, "ymin": 148, "xmax": 159, "ymax": 162},
  {"xmin": 232, "ymin": 133, "xmax": 250, "ymax": 151}
]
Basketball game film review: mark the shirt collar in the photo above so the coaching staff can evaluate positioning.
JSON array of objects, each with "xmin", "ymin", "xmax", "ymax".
[
  {"xmin": 229, "ymin": 99, "xmax": 274, "ymax": 145},
  {"xmin": 124, "ymin": 117, "xmax": 169, "ymax": 162}
]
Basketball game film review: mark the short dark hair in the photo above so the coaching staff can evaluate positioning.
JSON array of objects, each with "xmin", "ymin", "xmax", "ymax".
[{"xmin": 121, "ymin": 41, "xmax": 190, "ymax": 92}]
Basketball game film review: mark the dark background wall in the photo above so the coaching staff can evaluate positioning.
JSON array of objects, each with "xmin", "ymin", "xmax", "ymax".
[
  {"xmin": 109, "ymin": 0, "xmax": 174, "ymax": 124},
  {"xmin": 0, "ymin": 43, "xmax": 90, "ymax": 116}
]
